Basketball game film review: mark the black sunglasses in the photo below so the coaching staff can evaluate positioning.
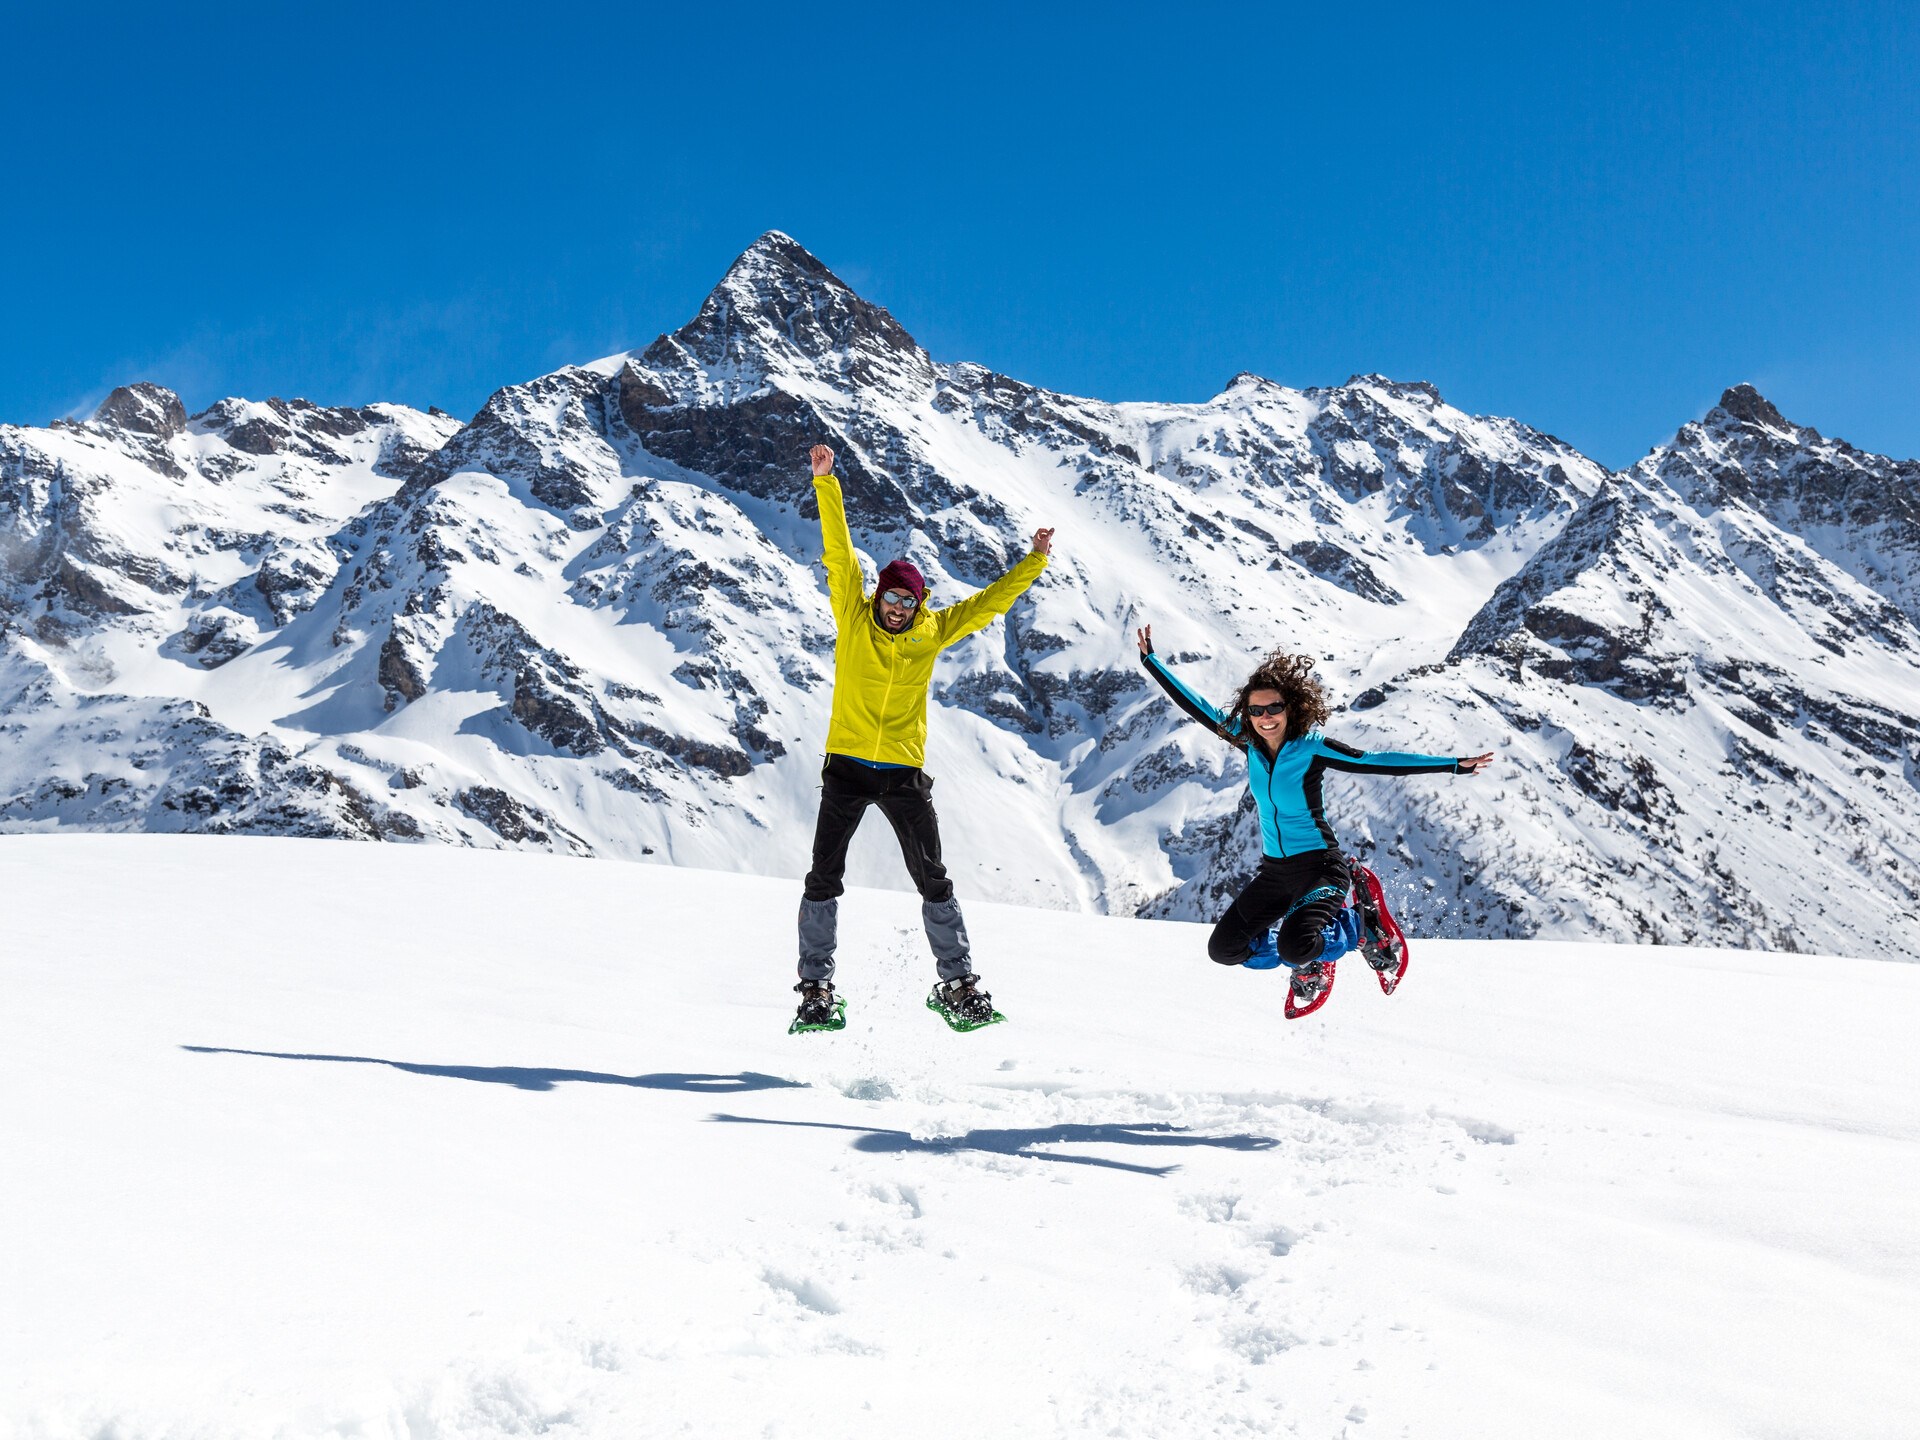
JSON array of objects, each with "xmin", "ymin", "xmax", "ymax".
[{"xmin": 1246, "ymin": 701, "xmax": 1288, "ymax": 718}]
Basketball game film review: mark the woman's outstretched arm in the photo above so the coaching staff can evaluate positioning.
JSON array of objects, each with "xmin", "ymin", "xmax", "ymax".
[
  {"xmin": 1136, "ymin": 623, "xmax": 1231, "ymax": 735},
  {"xmin": 1311, "ymin": 735, "xmax": 1494, "ymax": 775}
]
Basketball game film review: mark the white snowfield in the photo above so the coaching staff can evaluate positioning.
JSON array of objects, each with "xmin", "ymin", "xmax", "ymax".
[{"xmin": 3, "ymin": 835, "xmax": 1915, "ymax": 1440}]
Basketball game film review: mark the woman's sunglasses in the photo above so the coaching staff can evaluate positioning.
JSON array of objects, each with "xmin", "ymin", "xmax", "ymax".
[{"xmin": 1246, "ymin": 701, "xmax": 1288, "ymax": 718}]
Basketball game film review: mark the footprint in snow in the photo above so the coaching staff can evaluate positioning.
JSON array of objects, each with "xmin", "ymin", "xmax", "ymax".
[{"xmin": 760, "ymin": 1268, "xmax": 841, "ymax": 1316}]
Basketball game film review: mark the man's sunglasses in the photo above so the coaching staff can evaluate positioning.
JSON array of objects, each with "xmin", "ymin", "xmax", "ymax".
[
  {"xmin": 879, "ymin": 590, "xmax": 920, "ymax": 610},
  {"xmin": 1246, "ymin": 701, "xmax": 1288, "ymax": 718}
]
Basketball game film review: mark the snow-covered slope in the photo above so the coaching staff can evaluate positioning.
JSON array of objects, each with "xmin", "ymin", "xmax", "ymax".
[
  {"xmin": 3, "ymin": 233, "xmax": 1915, "ymax": 957},
  {"xmin": 1434, "ymin": 472, "xmax": 1918, "ymax": 953},
  {"xmin": 3, "ymin": 836, "xmax": 1915, "ymax": 1439},
  {"xmin": 0, "ymin": 387, "xmax": 460, "ymax": 838},
  {"xmin": 1235, "ymin": 450, "xmax": 1920, "ymax": 956},
  {"xmin": 1641, "ymin": 383, "xmax": 1920, "ymax": 626}
]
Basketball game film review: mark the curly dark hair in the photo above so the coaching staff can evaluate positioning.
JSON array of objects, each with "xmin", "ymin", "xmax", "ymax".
[{"xmin": 1220, "ymin": 648, "xmax": 1331, "ymax": 750}]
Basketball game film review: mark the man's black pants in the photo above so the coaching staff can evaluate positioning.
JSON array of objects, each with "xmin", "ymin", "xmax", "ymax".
[
  {"xmin": 798, "ymin": 755, "xmax": 972, "ymax": 983},
  {"xmin": 1208, "ymin": 849, "xmax": 1351, "ymax": 966}
]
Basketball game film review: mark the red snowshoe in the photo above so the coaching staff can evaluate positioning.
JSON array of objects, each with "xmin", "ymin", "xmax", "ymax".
[
  {"xmin": 1283, "ymin": 959, "xmax": 1337, "ymax": 1019},
  {"xmin": 1348, "ymin": 859, "xmax": 1410, "ymax": 995}
]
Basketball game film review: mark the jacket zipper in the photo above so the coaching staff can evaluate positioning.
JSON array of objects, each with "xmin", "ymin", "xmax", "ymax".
[
  {"xmin": 875, "ymin": 628, "xmax": 897, "ymax": 758},
  {"xmin": 1263, "ymin": 747, "xmax": 1287, "ymax": 857}
]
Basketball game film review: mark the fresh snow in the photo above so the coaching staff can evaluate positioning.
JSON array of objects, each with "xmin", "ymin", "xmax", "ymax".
[{"xmin": 3, "ymin": 834, "xmax": 1915, "ymax": 1439}]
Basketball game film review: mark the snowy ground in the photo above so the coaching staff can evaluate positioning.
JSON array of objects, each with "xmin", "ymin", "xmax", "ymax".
[{"xmin": 3, "ymin": 836, "xmax": 1916, "ymax": 1440}]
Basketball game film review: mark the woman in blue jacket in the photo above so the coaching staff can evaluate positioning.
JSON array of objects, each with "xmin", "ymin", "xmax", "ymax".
[{"xmin": 1136, "ymin": 624, "xmax": 1491, "ymax": 1006}]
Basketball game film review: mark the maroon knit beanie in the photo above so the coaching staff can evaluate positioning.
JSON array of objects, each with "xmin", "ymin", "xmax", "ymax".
[{"xmin": 874, "ymin": 559, "xmax": 926, "ymax": 603}]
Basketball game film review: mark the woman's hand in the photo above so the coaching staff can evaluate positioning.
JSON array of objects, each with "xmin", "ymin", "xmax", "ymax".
[
  {"xmin": 1136, "ymin": 623, "xmax": 1153, "ymax": 657},
  {"xmin": 809, "ymin": 444, "xmax": 834, "ymax": 477},
  {"xmin": 1457, "ymin": 753, "xmax": 1494, "ymax": 774}
]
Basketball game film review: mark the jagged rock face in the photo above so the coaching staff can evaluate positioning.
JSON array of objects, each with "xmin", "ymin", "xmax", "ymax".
[
  {"xmin": 639, "ymin": 230, "xmax": 934, "ymax": 398},
  {"xmin": 404, "ymin": 368, "xmax": 623, "ymax": 523},
  {"xmin": 3, "ymin": 233, "xmax": 1915, "ymax": 961},
  {"xmin": 0, "ymin": 393, "xmax": 459, "ymax": 837},
  {"xmin": 1640, "ymin": 384, "xmax": 1920, "ymax": 626},
  {"xmin": 1448, "ymin": 480, "xmax": 1687, "ymax": 698},
  {"xmin": 1, "ymin": 393, "xmax": 458, "ymax": 637},
  {"xmin": 1288, "ymin": 540, "xmax": 1404, "ymax": 605},
  {"xmin": 618, "ymin": 369, "xmax": 835, "ymax": 509},
  {"xmin": 94, "ymin": 383, "xmax": 188, "ymax": 440},
  {"xmin": 1316, "ymin": 440, "xmax": 1920, "ymax": 956},
  {"xmin": 0, "ymin": 654, "xmax": 389, "ymax": 840},
  {"xmin": 188, "ymin": 395, "xmax": 446, "ymax": 481},
  {"xmin": 1303, "ymin": 378, "xmax": 1585, "ymax": 543}
]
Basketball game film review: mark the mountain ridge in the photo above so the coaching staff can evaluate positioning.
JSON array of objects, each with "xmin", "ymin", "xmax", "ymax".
[{"xmin": 3, "ymin": 234, "xmax": 1915, "ymax": 958}]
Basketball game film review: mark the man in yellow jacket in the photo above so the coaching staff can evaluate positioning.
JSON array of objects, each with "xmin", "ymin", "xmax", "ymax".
[{"xmin": 794, "ymin": 443, "xmax": 1053, "ymax": 1033}]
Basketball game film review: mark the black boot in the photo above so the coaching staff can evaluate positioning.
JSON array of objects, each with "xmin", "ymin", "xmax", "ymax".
[
  {"xmin": 790, "ymin": 979, "xmax": 845, "ymax": 1033},
  {"xmin": 1347, "ymin": 859, "xmax": 1408, "ymax": 974},
  {"xmin": 928, "ymin": 973, "xmax": 1001, "ymax": 1030},
  {"xmin": 1288, "ymin": 960, "xmax": 1331, "ymax": 1007}
]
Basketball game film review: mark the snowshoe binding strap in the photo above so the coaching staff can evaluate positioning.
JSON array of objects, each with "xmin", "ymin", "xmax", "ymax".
[
  {"xmin": 927, "ymin": 974, "xmax": 1005, "ymax": 1032},
  {"xmin": 1283, "ymin": 959, "xmax": 1338, "ymax": 1020},
  {"xmin": 789, "ymin": 980, "xmax": 846, "ymax": 1034},
  {"xmin": 1346, "ymin": 859, "xmax": 1411, "ymax": 995}
]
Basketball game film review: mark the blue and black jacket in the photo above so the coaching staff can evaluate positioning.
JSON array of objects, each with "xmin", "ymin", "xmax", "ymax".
[{"xmin": 1141, "ymin": 648, "xmax": 1462, "ymax": 858}]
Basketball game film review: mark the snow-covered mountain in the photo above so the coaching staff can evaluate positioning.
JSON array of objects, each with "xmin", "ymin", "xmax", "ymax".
[
  {"xmin": 0, "ymin": 387, "xmax": 460, "ymax": 838},
  {"xmin": 4, "ymin": 232, "xmax": 1915, "ymax": 956}
]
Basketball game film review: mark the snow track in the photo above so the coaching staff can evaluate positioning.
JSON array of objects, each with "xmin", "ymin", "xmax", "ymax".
[{"xmin": 2, "ymin": 835, "xmax": 1914, "ymax": 1438}]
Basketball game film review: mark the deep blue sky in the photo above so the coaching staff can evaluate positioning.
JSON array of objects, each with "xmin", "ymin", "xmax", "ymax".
[{"xmin": 4, "ymin": 2, "xmax": 1915, "ymax": 468}]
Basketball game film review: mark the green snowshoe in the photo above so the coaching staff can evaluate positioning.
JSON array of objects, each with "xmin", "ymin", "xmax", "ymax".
[
  {"xmin": 926, "ymin": 974, "xmax": 1005, "ymax": 1033},
  {"xmin": 789, "ymin": 980, "xmax": 846, "ymax": 1034}
]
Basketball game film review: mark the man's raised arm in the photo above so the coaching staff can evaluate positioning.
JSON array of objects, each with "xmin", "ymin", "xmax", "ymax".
[
  {"xmin": 931, "ymin": 527, "xmax": 1054, "ymax": 646},
  {"xmin": 810, "ymin": 444, "xmax": 862, "ymax": 623}
]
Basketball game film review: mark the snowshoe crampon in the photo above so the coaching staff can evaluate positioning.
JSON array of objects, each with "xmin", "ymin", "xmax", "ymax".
[
  {"xmin": 1348, "ymin": 860, "xmax": 1411, "ymax": 995},
  {"xmin": 927, "ymin": 975, "xmax": 1005, "ymax": 1032},
  {"xmin": 789, "ymin": 982, "xmax": 846, "ymax": 1035},
  {"xmin": 1283, "ymin": 959, "xmax": 1337, "ymax": 1020}
]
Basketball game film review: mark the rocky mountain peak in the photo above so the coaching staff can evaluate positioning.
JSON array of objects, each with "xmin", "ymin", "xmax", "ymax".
[
  {"xmin": 640, "ymin": 231, "xmax": 928, "ymax": 388},
  {"xmin": 1220, "ymin": 371, "xmax": 1280, "ymax": 395},
  {"xmin": 1710, "ymin": 383, "xmax": 1792, "ymax": 434},
  {"xmin": 726, "ymin": 229, "xmax": 834, "ymax": 292},
  {"xmin": 1344, "ymin": 375, "xmax": 1444, "ymax": 405},
  {"xmin": 92, "ymin": 383, "xmax": 187, "ymax": 439},
  {"xmin": 1633, "ymin": 380, "xmax": 1920, "ymax": 627}
]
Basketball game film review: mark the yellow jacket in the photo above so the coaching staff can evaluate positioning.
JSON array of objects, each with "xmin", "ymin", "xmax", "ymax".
[{"xmin": 814, "ymin": 473, "xmax": 1048, "ymax": 767}]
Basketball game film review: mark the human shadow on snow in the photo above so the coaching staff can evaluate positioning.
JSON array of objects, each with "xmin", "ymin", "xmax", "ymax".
[
  {"xmin": 182, "ymin": 1046, "xmax": 806, "ymax": 1094},
  {"xmin": 710, "ymin": 1114, "xmax": 1278, "ymax": 1176}
]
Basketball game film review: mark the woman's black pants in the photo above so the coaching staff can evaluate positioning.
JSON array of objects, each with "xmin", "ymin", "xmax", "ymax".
[{"xmin": 1208, "ymin": 849, "xmax": 1351, "ymax": 966}]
